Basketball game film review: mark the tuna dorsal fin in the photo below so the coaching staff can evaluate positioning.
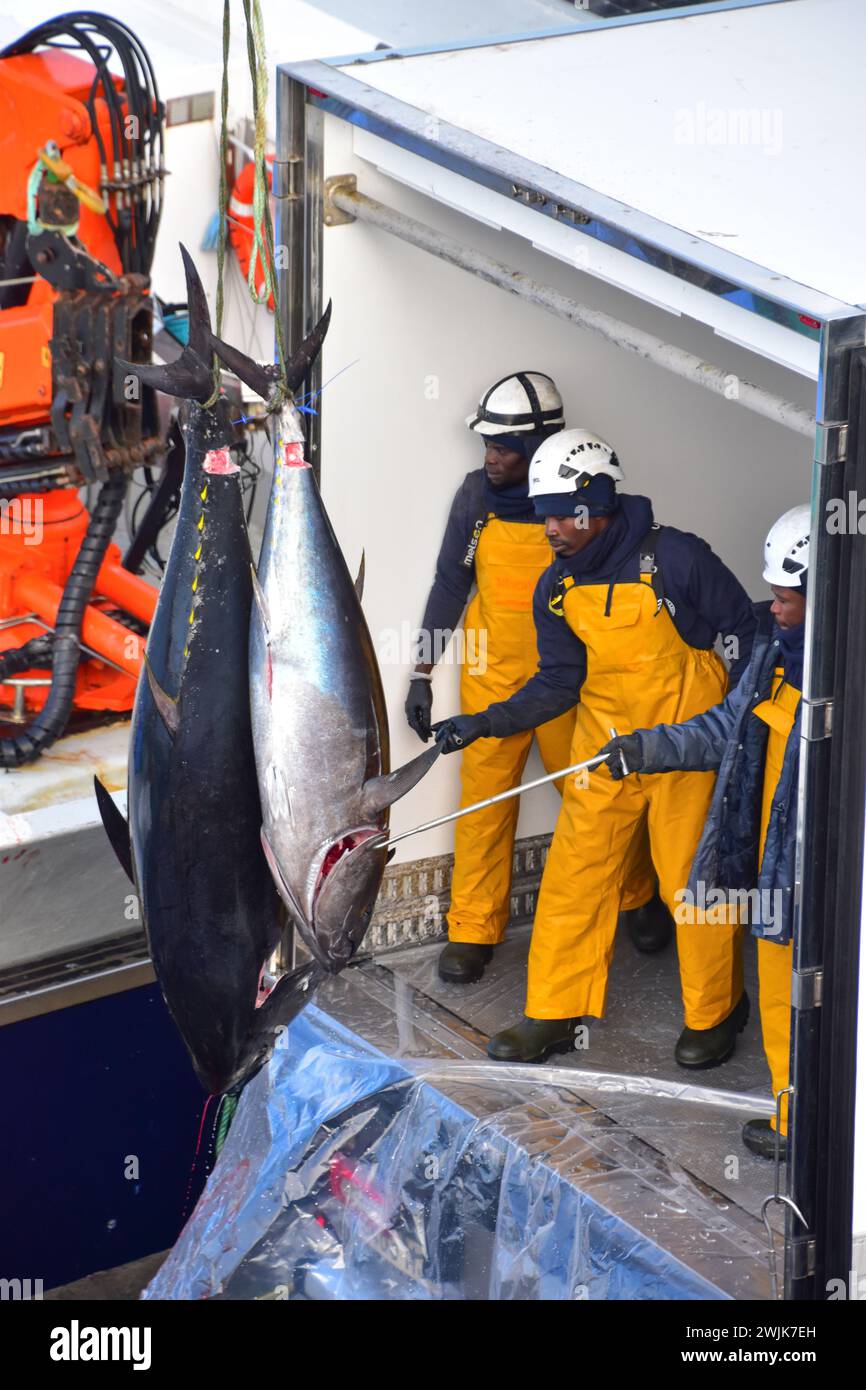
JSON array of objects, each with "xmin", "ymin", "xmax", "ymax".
[
  {"xmin": 251, "ymin": 562, "xmax": 271, "ymax": 637},
  {"xmin": 354, "ymin": 551, "xmax": 365, "ymax": 603},
  {"xmin": 144, "ymin": 654, "xmax": 180, "ymax": 736},
  {"xmin": 94, "ymin": 776, "xmax": 134, "ymax": 883},
  {"xmin": 361, "ymin": 744, "xmax": 441, "ymax": 818}
]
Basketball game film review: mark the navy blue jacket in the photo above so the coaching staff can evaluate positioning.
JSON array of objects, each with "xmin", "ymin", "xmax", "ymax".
[
  {"xmin": 420, "ymin": 469, "xmax": 541, "ymax": 641},
  {"xmin": 636, "ymin": 604, "xmax": 800, "ymax": 943},
  {"xmin": 485, "ymin": 494, "xmax": 757, "ymax": 737}
]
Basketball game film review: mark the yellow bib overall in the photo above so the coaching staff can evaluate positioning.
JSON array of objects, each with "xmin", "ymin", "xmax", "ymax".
[
  {"xmin": 448, "ymin": 517, "xmax": 655, "ymax": 943},
  {"xmin": 527, "ymin": 573, "xmax": 743, "ymax": 1028},
  {"xmin": 753, "ymin": 670, "xmax": 800, "ymax": 1134}
]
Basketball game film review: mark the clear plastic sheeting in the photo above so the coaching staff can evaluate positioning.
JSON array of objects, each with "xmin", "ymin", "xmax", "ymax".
[{"xmin": 146, "ymin": 1007, "xmax": 778, "ymax": 1301}]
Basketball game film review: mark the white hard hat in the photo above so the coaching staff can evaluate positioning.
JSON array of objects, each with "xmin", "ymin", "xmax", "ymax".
[
  {"xmin": 466, "ymin": 371, "xmax": 564, "ymax": 436},
  {"xmin": 762, "ymin": 504, "xmax": 811, "ymax": 587},
  {"xmin": 528, "ymin": 428, "xmax": 624, "ymax": 497}
]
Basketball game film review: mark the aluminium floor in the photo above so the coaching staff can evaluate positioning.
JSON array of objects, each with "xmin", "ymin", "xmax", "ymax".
[{"xmin": 341, "ymin": 919, "xmax": 787, "ymax": 1235}]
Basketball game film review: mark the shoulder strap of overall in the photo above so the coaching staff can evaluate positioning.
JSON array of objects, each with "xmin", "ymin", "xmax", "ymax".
[
  {"xmin": 639, "ymin": 523, "xmax": 676, "ymax": 619},
  {"xmin": 547, "ymin": 564, "xmax": 575, "ymax": 618}
]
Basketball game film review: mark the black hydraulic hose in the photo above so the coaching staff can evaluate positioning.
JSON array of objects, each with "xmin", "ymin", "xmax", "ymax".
[
  {"xmin": 0, "ymin": 635, "xmax": 54, "ymax": 680},
  {"xmin": 0, "ymin": 472, "xmax": 69, "ymax": 498},
  {"xmin": 2, "ymin": 15, "xmax": 164, "ymax": 275},
  {"xmin": 0, "ymin": 472, "xmax": 126, "ymax": 767}
]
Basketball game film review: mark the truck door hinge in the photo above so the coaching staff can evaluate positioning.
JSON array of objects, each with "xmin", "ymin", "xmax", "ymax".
[
  {"xmin": 814, "ymin": 421, "xmax": 847, "ymax": 466},
  {"xmin": 802, "ymin": 697, "xmax": 833, "ymax": 741},
  {"xmin": 273, "ymin": 155, "xmax": 302, "ymax": 201},
  {"xmin": 791, "ymin": 968, "xmax": 823, "ymax": 1010},
  {"xmin": 788, "ymin": 1235, "xmax": 817, "ymax": 1281}
]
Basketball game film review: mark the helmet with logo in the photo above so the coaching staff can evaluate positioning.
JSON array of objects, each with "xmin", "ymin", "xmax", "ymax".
[
  {"xmin": 762, "ymin": 504, "xmax": 810, "ymax": 587},
  {"xmin": 529, "ymin": 428, "xmax": 623, "ymax": 492},
  {"xmin": 528, "ymin": 429, "xmax": 623, "ymax": 518}
]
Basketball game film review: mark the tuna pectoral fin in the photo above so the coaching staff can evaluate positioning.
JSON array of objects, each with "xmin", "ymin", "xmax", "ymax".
[
  {"xmin": 354, "ymin": 550, "xmax": 365, "ymax": 603},
  {"xmin": 253, "ymin": 960, "xmax": 323, "ymax": 1041},
  {"xmin": 361, "ymin": 744, "xmax": 441, "ymax": 817},
  {"xmin": 94, "ymin": 777, "xmax": 134, "ymax": 883},
  {"xmin": 251, "ymin": 562, "xmax": 271, "ymax": 636},
  {"xmin": 144, "ymin": 654, "xmax": 180, "ymax": 737}
]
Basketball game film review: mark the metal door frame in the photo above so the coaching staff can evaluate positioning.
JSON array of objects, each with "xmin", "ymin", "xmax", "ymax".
[{"xmin": 274, "ymin": 61, "xmax": 866, "ymax": 1299}]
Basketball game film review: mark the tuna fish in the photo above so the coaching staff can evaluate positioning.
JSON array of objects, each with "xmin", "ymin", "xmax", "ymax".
[
  {"xmin": 95, "ymin": 245, "xmax": 324, "ymax": 1095},
  {"xmin": 207, "ymin": 324, "xmax": 440, "ymax": 973}
]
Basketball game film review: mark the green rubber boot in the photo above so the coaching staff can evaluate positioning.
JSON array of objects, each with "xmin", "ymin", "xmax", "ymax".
[
  {"xmin": 487, "ymin": 1015, "xmax": 579, "ymax": 1064},
  {"xmin": 675, "ymin": 992, "xmax": 750, "ymax": 1069}
]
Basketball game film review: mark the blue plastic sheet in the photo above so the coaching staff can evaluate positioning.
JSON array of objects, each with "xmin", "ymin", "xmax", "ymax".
[{"xmin": 144, "ymin": 1005, "xmax": 762, "ymax": 1301}]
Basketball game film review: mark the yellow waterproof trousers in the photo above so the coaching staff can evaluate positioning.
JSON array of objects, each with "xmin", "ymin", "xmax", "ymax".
[
  {"xmin": 527, "ymin": 574, "xmax": 743, "ymax": 1029},
  {"xmin": 448, "ymin": 516, "xmax": 655, "ymax": 944},
  {"xmin": 753, "ymin": 671, "xmax": 800, "ymax": 1134}
]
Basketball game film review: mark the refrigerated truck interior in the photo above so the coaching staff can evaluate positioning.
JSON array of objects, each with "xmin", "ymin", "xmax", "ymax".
[{"xmin": 273, "ymin": 0, "xmax": 866, "ymax": 1301}]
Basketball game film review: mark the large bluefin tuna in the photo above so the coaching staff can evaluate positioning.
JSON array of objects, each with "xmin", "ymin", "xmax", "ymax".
[
  {"xmin": 207, "ymin": 325, "xmax": 440, "ymax": 973},
  {"xmin": 95, "ymin": 245, "xmax": 325, "ymax": 1095}
]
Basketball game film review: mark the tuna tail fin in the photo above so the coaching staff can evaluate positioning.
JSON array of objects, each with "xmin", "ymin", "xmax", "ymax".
[
  {"xmin": 208, "ymin": 301, "xmax": 332, "ymax": 403},
  {"xmin": 116, "ymin": 243, "xmax": 213, "ymax": 401},
  {"xmin": 207, "ymin": 333, "xmax": 281, "ymax": 403},
  {"xmin": 179, "ymin": 242, "xmax": 213, "ymax": 360},
  {"xmin": 94, "ymin": 776, "xmax": 134, "ymax": 883},
  {"xmin": 284, "ymin": 300, "xmax": 332, "ymax": 393},
  {"xmin": 115, "ymin": 350, "xmax": 213, "ymax": 402},
  {"xmin": 361, "ymin": 744, "xmax": 441, "ymax": 818}
]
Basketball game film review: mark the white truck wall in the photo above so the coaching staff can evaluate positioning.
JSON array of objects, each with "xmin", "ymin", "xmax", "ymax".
[{"xmin": 318, "ymin": 114, "xmax": 816, "ymax": 862}]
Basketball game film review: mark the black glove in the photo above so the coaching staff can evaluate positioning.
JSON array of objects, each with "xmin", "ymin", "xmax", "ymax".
[
  {"xmin": 405, "ymin": 678, "xmax": 433, "ymax": 741},
  {"xmin": 432, "ymin": 712, "xmax": 492, "ymax": 755},
  {"xmin": 598, "ymin": 733, "xmax": 644, "ymax": 781}
]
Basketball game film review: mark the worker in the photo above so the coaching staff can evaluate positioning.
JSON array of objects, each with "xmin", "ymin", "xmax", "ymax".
[
  {"xmin": 598, "ymin": 505, "xmax": 809, "ymax": 1160},
  {"xmin": 433, "ymin": 428, "xmax": 757, "ymax": 1067},
  {"xmin": 406, "ymin": 377, "xmax": 672, "ymax": 987}
]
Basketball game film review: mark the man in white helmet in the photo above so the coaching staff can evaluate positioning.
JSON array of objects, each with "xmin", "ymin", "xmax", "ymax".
[
  {"xmin": 406, "ymin": 376, "xmax": 671, "ymax": 987},
  {"xmin": 599, "ymin": 505, "xmax": 809, "ymax": 1159},
  {"xmin": 434, "ymin": 429, "xmax": 757, "ymax": 1068}
]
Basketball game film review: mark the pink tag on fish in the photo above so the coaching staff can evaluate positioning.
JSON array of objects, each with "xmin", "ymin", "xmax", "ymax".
[
  {"xmin": 203, "ymin": 447, "xmax": 239, "ymax": 475},
  {"xmin": 282, "ymin": 441, "xmax": 311, "ymax": 469}
]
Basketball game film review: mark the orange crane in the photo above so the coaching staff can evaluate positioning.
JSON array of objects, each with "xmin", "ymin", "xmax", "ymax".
[{"xmin": 0, "ymin": 15, "xmax": 166, "ymax": 761}]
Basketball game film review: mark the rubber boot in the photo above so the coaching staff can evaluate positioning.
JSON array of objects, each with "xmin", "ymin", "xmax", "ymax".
[
  {"xmin": 438, "ymin": 941, "xmax": 493, "ymax": 985},
  {"xmin": 621, "ymin": 892, "xmax": 673, "ymax": 953},
  {"xmin": 674, "ymin": 992, "xmax": 750, "ymax": 1069},
  {"xmin": 487, "ymin": 1015, "xmax": 578, "ymax": 1063},
  {"xmin": 742, "ymin": 1118, "xmax": 788, "ymax": 1162}
]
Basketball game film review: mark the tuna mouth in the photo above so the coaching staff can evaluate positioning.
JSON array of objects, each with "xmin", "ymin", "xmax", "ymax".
[{"xmin": 311, "ymin": 827, "xmax": 382, "ymax": 913}]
